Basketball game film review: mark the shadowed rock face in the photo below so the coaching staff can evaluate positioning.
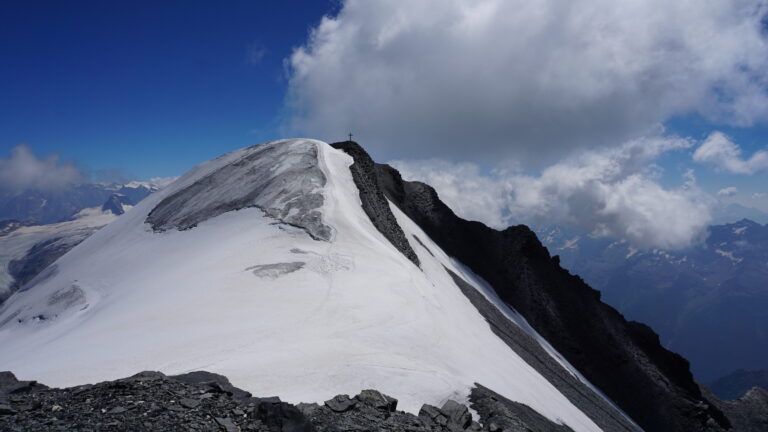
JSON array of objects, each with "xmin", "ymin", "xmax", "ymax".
[
  {"xmin": 146, "ymin": 140, "xmax": 333, "ymax": 241},
  {"xmin": 247, "ymin": 262, "xmax": 305, "ymax": 280},
  {"xmin": 326, "ymin": 141, "xmax": 736, "ymax": 432}
]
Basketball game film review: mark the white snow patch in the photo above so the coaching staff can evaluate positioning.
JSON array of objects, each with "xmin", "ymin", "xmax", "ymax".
[
  {"xmin": 558, "ymin": 237, "xmax": 580, "ymax": 250},
  {"xmin": 715, "ymin": 249, "xmax": 742, "ymax": 264}
]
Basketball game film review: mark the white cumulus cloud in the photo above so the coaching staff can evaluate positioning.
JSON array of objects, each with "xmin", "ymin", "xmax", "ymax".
[
  {"xmin": 0, "ymin": 144, "xmax": 84, "ymax": 192},
  {"xmin": 392, "ymin": 136, "xmax": 713, "ymax": 250},
  {"xmin": 717, "ymin": 186, "xmax": 739, "ymax": 197},
  {"xmin": 287, "ymin": 0, "xmax": 768, "ymax": 164},
  {"xmin": 693, "ymin": 131, "xmax": 768, "ymax": 174}
]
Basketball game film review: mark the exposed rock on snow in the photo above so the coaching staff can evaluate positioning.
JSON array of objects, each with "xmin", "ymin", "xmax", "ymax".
[
  {"xmin": 146, "ymin": 140, "xmax": 332, "ymax": 241},
  {"xmin": 0, "ymin": 370, "xmax": 576, "ymax": 432},
  {"xmin": 247, "ymin": 262, "xmax": 305, "ymax": 280},
  {"xmin": 470, "ymin": 384, "xmax": 574, "ymax": 432},
  {"xmin": 331, "ymin": 141, "xmax": 419, "ymax": 265}
]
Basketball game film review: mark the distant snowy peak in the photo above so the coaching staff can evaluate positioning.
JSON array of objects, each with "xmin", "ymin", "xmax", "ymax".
[
  {"xmin": 145, "ymin": 139, "xmax": 332, "ymax": 241},
  {"xmin": 101, "ymin": 193, "xmax": 132, "ymax": 216},
  {"xmin": 0, "ymin": 182, "xmax": 155, "ymax": 225}
]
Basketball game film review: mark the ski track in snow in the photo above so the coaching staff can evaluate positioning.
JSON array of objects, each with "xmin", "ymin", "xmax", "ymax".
[{"xmin": 0, "ymin": 139, "xmax": 602, "ymax": 432}]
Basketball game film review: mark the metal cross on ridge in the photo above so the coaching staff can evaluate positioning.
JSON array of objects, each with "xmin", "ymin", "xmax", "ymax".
[{"xmin": 348, "ymin": 133, "xmax": 353, "ymax": 142}]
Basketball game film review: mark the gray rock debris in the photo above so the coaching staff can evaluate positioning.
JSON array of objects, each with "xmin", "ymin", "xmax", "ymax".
[
  {"xmin": 146, "ymin": 139, "xmax": 333, "ymax": 241},
  {"xmin": 246, "ymin": 262, "xmax": 305, "ymax": 280},
  {"xmin": 330, "ymin": 141, "xmax": 419, "ymax": 266},
  {"xmin": 419, "ymin": 401, "xmax": 480, "ymax": 432},
  {"xmin": 323, "ymin": 394, "xmax": 356, "ymax": 413},
  {"xmin": 470, "ymin": 384, "xmax": 575, "ymax": 432},
  {"xmin": 0, "ymin": 370, "xmax": 593, "ymax": 432}
]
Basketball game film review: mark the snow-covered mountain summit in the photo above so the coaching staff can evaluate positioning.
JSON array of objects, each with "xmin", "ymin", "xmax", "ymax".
[
  {"xmin": 0, "ymin": 139, "xmax": 752, "ymax": 431},
  {"xmin": 0, "ymin": 139, "xmax": 605, "ymax": 430}
]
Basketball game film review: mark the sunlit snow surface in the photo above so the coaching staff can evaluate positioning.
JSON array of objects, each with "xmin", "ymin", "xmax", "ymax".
[{"xmin": 0, "ymin": 139, "xmax": 601, "ymax": 432}]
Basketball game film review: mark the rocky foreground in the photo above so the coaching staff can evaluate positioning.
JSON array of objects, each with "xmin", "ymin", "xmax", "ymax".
[{"xmin": 0, "ymin": 370, "xmax": 572, "ymax": 432}]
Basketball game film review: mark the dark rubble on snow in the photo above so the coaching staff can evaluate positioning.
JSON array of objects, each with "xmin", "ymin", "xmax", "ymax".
[{"xmin": 0, "ymin": 370, "xmax": 574, "ymax": 432}]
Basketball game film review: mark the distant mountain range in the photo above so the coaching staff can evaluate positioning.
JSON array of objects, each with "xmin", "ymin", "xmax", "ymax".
[
  {"xmin": 709, "ymin": 369, "xmax": 768, "ymax": 400},
  {"xmin": 712, "ymin": 203, "xmax": 768, "ymax": 225},
  {"xmin": 536, "ymin": 218, "xmax": 768, "ymax": 382},
  {"xmin": 0, "ymin": 182, "xmax": 156, "ymax": 304},
  {"xmin": 0, "ymin": 182, "xmax": 156, "ymax": 225}
]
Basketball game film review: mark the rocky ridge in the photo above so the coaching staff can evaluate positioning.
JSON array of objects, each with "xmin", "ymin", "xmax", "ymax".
[
  {"xmin": 0, "ymin": 370, "xmax": 571, "ymax": 432},
  {"xmin": 329, "ymin": 141, "xmax": 755, "ymax": 432},
  {"xmin": 330, "ymin": 141, "xmax": 419, "ymax": 265}
]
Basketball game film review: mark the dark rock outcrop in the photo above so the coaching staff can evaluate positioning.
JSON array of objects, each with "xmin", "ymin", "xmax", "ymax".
[
  {"xmin": 704, "ymin": 386, "xmax": 768, "ymax": 432},
  {"xmin": 0, "ymin": 371, "xmax": 573, "ymax": 432},
  {"xmin": 328, "ymin": 142, "xmax": 733, "ymax": 431},
  {"xmin": 102, "ymin": 193, "xmax": 132, "ymax": 215},
  {"xmin": 331, "ymin": 141, "xmax": 419, "ymax": 266},
  {"xmin": 470, "ymin": 384, "xmax": 574, "ymax": 432}
]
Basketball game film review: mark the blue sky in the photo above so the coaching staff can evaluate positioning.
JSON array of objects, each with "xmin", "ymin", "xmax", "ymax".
[
  {"xmin": 2, "ymin": 1, "xmax": 768, "ymax": 245},
  {"xmin": 0, "ymin": 0, "xmax": 338, "ymax": 179}
]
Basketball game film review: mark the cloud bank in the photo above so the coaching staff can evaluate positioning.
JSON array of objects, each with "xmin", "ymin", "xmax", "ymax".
[
  {"xmin": 693, "ymin": 131, "xmax": 768, "ymax": 174},
  {"xmin": 0, "ymin": 144, "xmax": 84, "ymax": 192},
  {"xmin": 392, "ymin": 136, "xmax": 713, "ymax": 250},
  {"xmin": 287, "ymin": 0, "xmax": 768, "ymax": 163},
  {"xmin": 717, "ymin": 186, "xmax": 739, "ymax": 197}
]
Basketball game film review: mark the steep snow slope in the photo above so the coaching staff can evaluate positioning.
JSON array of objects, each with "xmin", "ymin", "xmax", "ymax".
[{"xmin": 0, "ymin": 139, "xmax": 601, "ymax": 431}]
